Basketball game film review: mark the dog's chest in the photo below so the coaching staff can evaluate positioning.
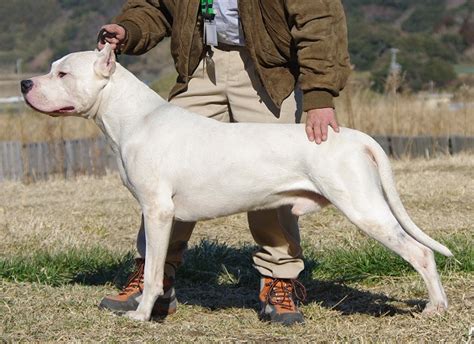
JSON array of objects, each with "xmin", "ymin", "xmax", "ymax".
[{"xmin": 172, "ymin": 188, "xmax": 263, "ymax": 222}]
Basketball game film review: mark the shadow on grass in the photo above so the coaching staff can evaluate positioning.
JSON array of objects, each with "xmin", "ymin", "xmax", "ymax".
[
  {"xmin": 0, "ymin": 241, "xmax": 424, "ymax": 317},
  {"xmin": 3, "ymin": 235, "xmax": 469, "ymax": 317},
  {"xmin": 171, "ymin": 241, "xmax": 420, "ymax": 317},
  {"xmin": 173, "ymin": 275, "xmax": 420, "ymax": 317}
]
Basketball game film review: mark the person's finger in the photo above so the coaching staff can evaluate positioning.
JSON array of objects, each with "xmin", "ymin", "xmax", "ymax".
[
  {"xmin": 101, "ymin": 24, "xmax": 119, "ymax": 33},
  {"xmin": 98, "ymin": 41, "xmax": 117, "ymax": 51},
  {"xmin": 305, "ymin": 124, "xmax": 315, "ymax": 142},
  {"xmin": 329, "ymin": 117, "xmax": 340, "ymax": 133},
  {"xmin": 102, "ymin": 24, "xmax": 126, "ymax": 40},
  {"xmin": 321, "ymin": 120, "xmax": 329, "ymax": 142},
  {"xmin": 106, "ymin": 37, "xmax": 120, "ymax": 45},
  {"xmin": 313, "ymin": 121, "xmax": 322, "ymax": 144},
  {"xmin": 98, "ymin": 25, "xmax": 125, "ymax": 46}
]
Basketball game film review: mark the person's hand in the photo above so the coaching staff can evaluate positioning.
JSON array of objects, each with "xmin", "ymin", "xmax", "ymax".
[
  {"xmin": 97, "ymin": 24, "xmax": 126, "ymax": 51},
  {"xmin": 305, "ymin": 108, "xmax": 340, "ymax": 144}
]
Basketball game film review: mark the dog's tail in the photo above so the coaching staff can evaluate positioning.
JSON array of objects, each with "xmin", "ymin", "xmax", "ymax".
[{"xmin": 366, "ymin": 138, "xmax": 453, "ymax": 257}]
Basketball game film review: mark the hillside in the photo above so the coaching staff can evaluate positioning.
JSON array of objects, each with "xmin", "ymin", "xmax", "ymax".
[
  {"xmin": 0, "ymin": 0, "xmax": 174, "ymax": 81},
  {"xmin": 0, "ymin": 0, "xmax": 473, "ymax": 90}
]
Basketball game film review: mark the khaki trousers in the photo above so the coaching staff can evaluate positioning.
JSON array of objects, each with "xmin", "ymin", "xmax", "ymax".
[{"xmin": 136, "ymin": 45, "xmax": 305, "ymax": 279}]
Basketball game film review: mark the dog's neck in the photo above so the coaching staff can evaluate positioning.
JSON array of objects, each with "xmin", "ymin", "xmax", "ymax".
[{"xmin": 88, "ymin": 64, "xmax": 167, "ymax": 152}]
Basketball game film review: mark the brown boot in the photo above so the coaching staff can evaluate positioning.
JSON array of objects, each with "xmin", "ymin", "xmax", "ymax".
[
  {"xmin": 259, "ymin": 277, "xmax": 306, "ymax": 326},
  {"xmin": 99, "ymin": 258, "xmax": 177, "ymax": 316}
]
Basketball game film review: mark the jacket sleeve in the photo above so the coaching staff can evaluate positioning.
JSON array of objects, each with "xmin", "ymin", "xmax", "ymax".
[
  {"xmin": 112, "ymin": 0, "xmax": 172, "ymax": 55},
  {"xmin": 285, "ymin": 0, "xmax": 351, "ymax": 111}
]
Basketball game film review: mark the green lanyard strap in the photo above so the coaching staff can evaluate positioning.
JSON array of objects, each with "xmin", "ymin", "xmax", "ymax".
[{"xmin": 201, "ymin": 0, "xmax": 216, "ymax": 21}]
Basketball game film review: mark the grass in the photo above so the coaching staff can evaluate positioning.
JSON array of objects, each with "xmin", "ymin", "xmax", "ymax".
[
  {"xmin": 334, "ymin": 86, "xmax": 474, "ymax": 137},
  {"xmin": 0, "ymin": 108, "xmax": 100, "ymax": 143},
  {"xmin": 0, "ymin": 155, "xmax": 473, "ymax": 341},
  {"xmin": 0, "ymin": 247, "xmax": 133, "ymax": 287},
  {"xmin": 305, "ymin": 235, "xmax": 472, "ymax": 281},
  {"xmin": 1, "ymin": 235, "xmax": 471, "ymax": 288}
]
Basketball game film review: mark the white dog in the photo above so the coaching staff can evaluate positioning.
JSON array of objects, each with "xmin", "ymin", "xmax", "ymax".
[{"xmin": 22, "ymin": 44, "xmax": 452, "ymax": 321}]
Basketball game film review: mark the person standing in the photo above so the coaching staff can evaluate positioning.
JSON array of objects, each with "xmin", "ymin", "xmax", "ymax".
[{"xmin": 98, "ymin": 0, "xmax": 350, "ymax": 326}]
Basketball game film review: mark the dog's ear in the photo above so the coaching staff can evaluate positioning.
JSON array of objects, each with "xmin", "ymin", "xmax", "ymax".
[{"xmin": 94, "ymin": 43, "xmax": 116, "ymax": 78}]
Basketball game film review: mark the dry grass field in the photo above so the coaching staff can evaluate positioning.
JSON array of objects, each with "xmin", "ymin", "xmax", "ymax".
[
  {"xmin": 0, "ymin": 108, "xmax": 100, "ymax": 143},
  {"xmin": 336, "ymin": 87, "xmax": 474, "ymax": 137},
  {"xmin": 0, "ymin": 155, "xmax": 473, "ymax": 342}
]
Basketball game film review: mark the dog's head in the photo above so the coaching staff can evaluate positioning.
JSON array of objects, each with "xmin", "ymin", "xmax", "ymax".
[{"xmin": 21, "ymin": 43, "xmax": 117, "ymax": 117}]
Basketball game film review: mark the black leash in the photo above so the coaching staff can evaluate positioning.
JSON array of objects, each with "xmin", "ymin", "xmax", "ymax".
[{"xmin": 97, "ymin": 28, "xmax": 121, "ymax": 61}]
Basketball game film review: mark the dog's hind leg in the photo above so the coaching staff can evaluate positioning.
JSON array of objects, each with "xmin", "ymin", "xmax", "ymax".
[
  {"xmin": 334, "ymin": 196, "xmax": 447, "ymax": 313},
  {"xmin": 323, "ymin": 158, "xmax": 448, "ymax": 314},
  {"xmin": 126, "ymin": 192, "xmax": 175, "ymax": 321}
]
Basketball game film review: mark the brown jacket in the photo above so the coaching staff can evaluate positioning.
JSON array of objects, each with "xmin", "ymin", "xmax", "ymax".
[{"xmin": 113, "ymin": 0, "xmax": 351, "ymax": 111}]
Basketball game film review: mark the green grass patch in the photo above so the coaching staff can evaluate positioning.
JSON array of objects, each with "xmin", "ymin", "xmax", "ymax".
[
  {"xmin": 0, "ymin": 247, "xmax": 134, "ymax": 287},
  {"xmin": 306, "ymin": 234, "xmax": 472, "ymax": 282},
  {"xmin": 0, "ymin": 235, "xmax": 471, "ymax": 287}
]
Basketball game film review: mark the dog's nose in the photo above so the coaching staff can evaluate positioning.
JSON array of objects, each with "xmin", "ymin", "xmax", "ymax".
[{"xmin": 20, "ymin": 79, "xmax": 34, "ymax": 94}]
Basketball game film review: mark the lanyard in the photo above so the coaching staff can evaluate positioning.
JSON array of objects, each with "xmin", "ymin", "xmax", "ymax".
[
  {"xmin": 201, "ymin": 0, "xmax": 217, "ymax": 83},
  {"xmin": 201, "ymin": 0, "xmax": 218, "ymax": 47},
  {"xmin": 201, "ymin": 0, "xmax": 216, "ymax": 21}
]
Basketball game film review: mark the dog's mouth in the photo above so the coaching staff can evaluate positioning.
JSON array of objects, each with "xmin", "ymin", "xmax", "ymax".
[
  {"xmin": 57, "ymin": 106, "xmax": 75, "ymax": 113},
  {"xmin": 24, "ymin": 97, "xmax": 75, "ymax": 115}
]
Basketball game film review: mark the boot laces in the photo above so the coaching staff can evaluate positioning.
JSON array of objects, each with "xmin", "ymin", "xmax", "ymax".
[
  {"xmin": 119, "ymin": 258, "xmax": 145, "ymax": 295},
  {"xmin": 266, "ymin": 278, "xmax": 307, "ymax": 310}
]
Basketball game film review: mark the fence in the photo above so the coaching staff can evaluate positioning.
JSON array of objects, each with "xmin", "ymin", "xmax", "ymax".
[
  {"xmin": 372, "ymin": 135, "xmax": 474, "ymax": 158},
  {"xmin": 0, "ymin": 135, "xmax": 473, "ymax": 183},
  {"xmin": 0, "ymin": 137, "xmax": 116, "ymax": 182}
]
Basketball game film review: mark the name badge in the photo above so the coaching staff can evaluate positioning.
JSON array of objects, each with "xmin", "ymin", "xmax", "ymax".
[{"xmin": 204, "ymin": 21, "xmax": 218, "ymax": 46}]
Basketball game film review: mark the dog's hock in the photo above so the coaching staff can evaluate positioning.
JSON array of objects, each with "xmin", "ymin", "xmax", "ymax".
[{"xmin": 94, "ymin": 43, "xmax": 116, "ymax": 78}]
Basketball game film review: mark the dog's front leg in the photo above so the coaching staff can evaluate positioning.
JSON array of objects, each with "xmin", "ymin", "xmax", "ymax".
[{"xmin": 126, "ymin": 194, "xmax": 174, "ymax": 322}]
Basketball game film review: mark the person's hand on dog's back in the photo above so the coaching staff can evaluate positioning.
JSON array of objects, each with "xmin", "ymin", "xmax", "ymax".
[
  {"xmin": 97, "ymin": 24, "xmax": 126, "ymax": 51},
  {"xmin": 305, "ymin": 108, "xmax": 340, "ymax": 145}
]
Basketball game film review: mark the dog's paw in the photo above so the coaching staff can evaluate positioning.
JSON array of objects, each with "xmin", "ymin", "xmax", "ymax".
[
  {"xmin": 422, "ymin": 302, "xmax": 447, "ymax": 316},
  {"xmin": 125, "ymin": 310, "xmax": 150, "ymax": 321}
]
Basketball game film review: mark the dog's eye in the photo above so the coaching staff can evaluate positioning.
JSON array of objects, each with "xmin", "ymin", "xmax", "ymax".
[{"xmin": 58, "ymin": 72, "xmax": 67, "ymax": 78}]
